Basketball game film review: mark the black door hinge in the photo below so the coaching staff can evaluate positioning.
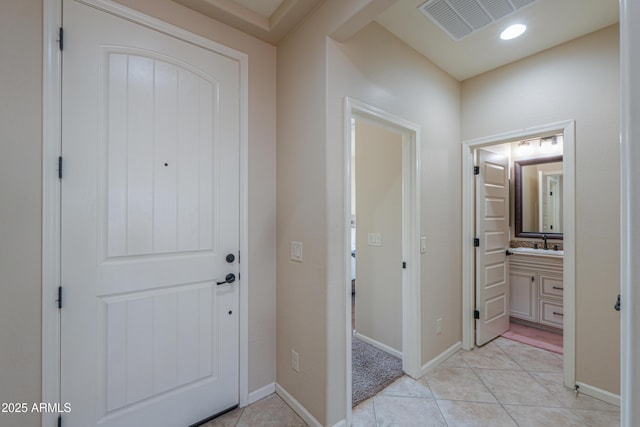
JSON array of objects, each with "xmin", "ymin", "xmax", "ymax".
[
  {"xmin": 57, "ymin": 286, "xmax": 62, "ymax": 309},
  {"xmin": 58, "ymin": 156, "xmax": 63, "ymax": 179},
  {"xmin": 474, "ymin": 310, "xmax": 480, "ymax": 319},
  {"xmin": 402, "ymin": 261, "xmax": 407, "ymax": 269},
  {"xmin": 473, "ymin": 238, "xmax": 480, "ymax": 247},
  {"xmin": 58, "ymin": 27, "xmax": 64, "ymax": 51},
  {"xmin": 474, "ymin": 166, "xmax": 480, "ymax": 175}
]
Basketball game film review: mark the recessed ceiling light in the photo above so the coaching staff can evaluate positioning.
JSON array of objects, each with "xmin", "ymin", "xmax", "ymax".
[{"xmin": 500, "ymin": 24, "xmax": 526, "ymax": 40}]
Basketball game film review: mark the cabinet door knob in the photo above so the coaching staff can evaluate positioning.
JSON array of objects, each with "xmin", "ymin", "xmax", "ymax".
[{"xmin": 531, "ymin": 276, "xmax": 535, "ymax": 282}]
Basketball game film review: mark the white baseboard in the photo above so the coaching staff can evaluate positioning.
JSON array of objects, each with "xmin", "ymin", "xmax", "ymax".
[
  {"xmin": 248, "ymin": 382, "xmax": 276, "ymax": 405},
  {"xmin": 331, "ymin": 420, "xmax": 347, "ymax": 427},
  {"xmin": 354, "ymin": 332, "xmax": 402, "ymax": 359},
  {"xmin": 575, "ymin": 382, "xmax": 621, "ymax": 407},
  {"xmin": 419, "ymin": 341, "xmax": 462, "ymax": 377},
  {"xmin": 275, "ymin": 383, "xmax": 322, "ymax": 427}
]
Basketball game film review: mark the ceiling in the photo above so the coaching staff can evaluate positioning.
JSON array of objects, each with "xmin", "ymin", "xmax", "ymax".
[
  {"xmin": 173, "ymin": 0, "xmax": 619, "ymax": 81},
  {"xmin": 376, "ymin": 0, "xmax": 619, "ymax": 80},
  {"xmin": 171, "ymin": 0, "xmax": 325, "ymax": 44}
]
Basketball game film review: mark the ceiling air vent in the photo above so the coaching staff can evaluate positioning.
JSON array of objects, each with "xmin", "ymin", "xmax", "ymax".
[{"xmin": 419, "ymin": 0, "xmax": 537, "ymax": 41}]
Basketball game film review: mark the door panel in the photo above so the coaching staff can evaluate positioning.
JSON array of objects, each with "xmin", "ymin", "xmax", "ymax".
[
  {"xmin": 475, "ymin": 149, "xmax": 510, "ymax": 346},
  {"xmin": 61, "ymin": 1, "xmax": 240, "ymax": 426},
  {"xmin": 105, "ymin": 51, "xmax": 217, "ymax": 258}
]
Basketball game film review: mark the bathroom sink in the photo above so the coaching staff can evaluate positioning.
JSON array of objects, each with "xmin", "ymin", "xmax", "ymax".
[{"xmin": 509, "ymin": 247, "xmax": 564, "ymax": 257}]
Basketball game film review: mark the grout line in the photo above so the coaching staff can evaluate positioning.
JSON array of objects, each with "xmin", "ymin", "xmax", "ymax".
[
  {"xmin": 231, "ymin": 407, "xmax": 245, "ymax": 427},
  {"xmin": 467, "ymin": 363, "xmax": 521, "ymax": 426},
  {"xmin": 432, "ymin": 398, "xmax": 449, "ymax": 426},
  {"xmin": 371, "ymin": 395, "xmax": 378, "ymax": 426}
]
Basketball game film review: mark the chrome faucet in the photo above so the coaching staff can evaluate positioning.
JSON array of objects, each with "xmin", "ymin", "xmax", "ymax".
[{"xmin": 542, "ymin": 234, "xmax": 548, "ymax": 250}]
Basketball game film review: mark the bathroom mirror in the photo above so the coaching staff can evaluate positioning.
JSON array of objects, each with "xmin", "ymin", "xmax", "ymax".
[{"xmin": 514, "ymin": 155, "xmax": 563, "ymax": 239}]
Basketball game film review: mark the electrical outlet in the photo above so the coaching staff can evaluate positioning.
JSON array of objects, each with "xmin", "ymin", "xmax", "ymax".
[
  {"xmin": 436, "ymin": 318, "xmax": 442, "ymax": 335},
  {"xmin": 291, "ymin": 349, "xmax": 299, "ymax": 372}
]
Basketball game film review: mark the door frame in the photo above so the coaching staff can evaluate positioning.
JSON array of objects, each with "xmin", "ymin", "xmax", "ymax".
[
  {"xmin": 42, "ymin": 1, "xmax": 250, "ymax": 426},
  {"xmin": 461, "ymin": 120, "xmax": 576, "ymax": 389},
  {"xmin": 621, "ymin": 1, "xmax": 638, "ymax": 423},
  {"xmin": 343, "ymin": 97, "xmax": 421, "ymax": 421}
]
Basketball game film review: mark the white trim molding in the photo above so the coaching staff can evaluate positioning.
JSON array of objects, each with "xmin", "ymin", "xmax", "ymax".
[
  {"xmin": 620, "ymin": 0, "xmax": 636, "ymax": 424},
  {"xmin": 275, "ymin": 383, "xmax": 322, "ymax": 427},
  {"xmin": 42, "ymin": 1, "xmax": 250, "ymax": 424},
  {"xmin": 419, "ymin": 341, "xmax": 462, "ymax": 377},
  {"xmin": 575, "ymin": 382, "xmax": 621, "ymax": 407},
  {"xmin": 354, "ymin": 332, "xmax": 403, "ymax": 359},
  {"xmin": 42, "ymin": 1, "xmax": 63, "ymax": 427},
  {"xmin": 461, "ymin": 120, "xmax": 576, "ymax": 389},
  {"xmin": 247, "ymin": 382, "xmax": 276, "ymax": 405}
]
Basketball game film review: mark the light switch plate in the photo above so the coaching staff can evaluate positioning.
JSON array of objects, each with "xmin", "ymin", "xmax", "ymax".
[
  {"xmin": 421, "ymin": 236, "xmax": 427, "ymax": 254},
  {"xmin": 291, "ymin": 241, "xmax": 303, "ymax": 262},
  {"xmin": 367, "ymin": 233, "xmax": 382, "ymax": 246}
]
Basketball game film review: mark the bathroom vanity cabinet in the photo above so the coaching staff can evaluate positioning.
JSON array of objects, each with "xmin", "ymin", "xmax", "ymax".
[{"xmin": 509, "ymin": 252, "xmax": 564, "ymax": 329}]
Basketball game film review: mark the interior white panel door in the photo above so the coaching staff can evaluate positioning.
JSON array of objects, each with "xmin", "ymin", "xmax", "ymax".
[
  {"xmin": 60, "ymin": 1, "xmax": 240, "ymax": 426},
  {"xmin": 475, "ymin": 149, "xmax": 510, "ymax": 346}
]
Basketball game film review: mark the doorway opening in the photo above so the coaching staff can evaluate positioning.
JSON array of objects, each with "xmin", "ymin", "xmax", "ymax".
[
  {"xmin": 462, "ymin": 120, "xmax": 576, "ymax": 389},
  {"xmin": 343, "ymin": 98, "xmax": 421, "ymax": 419},
  {"xmin": 350, "ymin": 116, "xmax": 404, "ymax": 407}
]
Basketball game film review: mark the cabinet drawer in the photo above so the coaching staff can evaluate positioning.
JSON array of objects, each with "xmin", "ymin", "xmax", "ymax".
[
  {"xmin": 540, "ymin": 275, "xmax": 563, "ymax": 298},
  {"xmin": 539, "ymin": 300, "xmax": 564, "ymax": 329}
]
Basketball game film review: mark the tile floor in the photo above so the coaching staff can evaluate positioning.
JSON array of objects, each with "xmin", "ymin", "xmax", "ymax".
[
  {"xmin": 203, "ymin": 337, "xmax": 620, "ymax": 426},
  {"xmin": 199, "ymin": 394, "xmax": 306, "ymax": 427},
  {"xmin": 352, "ymin": 337, "xmax": 619, "ymax": 426}
]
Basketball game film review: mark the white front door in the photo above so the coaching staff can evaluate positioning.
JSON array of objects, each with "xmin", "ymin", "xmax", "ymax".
[
  {"xmin": 61, "ymin": 1, "xmax": 240, "ymax": 426},
  {"xmin": 475, "ymin": 149, "xmax": 510, "ymax": 346}
]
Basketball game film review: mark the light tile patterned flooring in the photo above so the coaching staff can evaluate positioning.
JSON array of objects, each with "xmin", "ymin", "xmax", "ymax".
[
  {"xmin": 352, "ymin": 337, "xmax": 619, "ymax": 426},
  {"xmin": 204, "ymin": 337, "xmax": 620, "ymax": 426},
  {"xmin": 199, "ymin": 394, "xmax": 306, "ymax": 427}
]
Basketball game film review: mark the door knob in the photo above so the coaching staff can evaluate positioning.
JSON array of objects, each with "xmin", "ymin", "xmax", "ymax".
[
  {"xmin": 226, "ymin": 253, "xmax": 235, "ymax": 263},
  {"xmin": 217, "ymin": 273, "xmax": 236, "ymax": 285}
]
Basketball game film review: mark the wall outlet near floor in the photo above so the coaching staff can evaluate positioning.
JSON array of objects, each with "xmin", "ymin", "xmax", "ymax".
[
  {"xmin": 436, "ymin": 318, "xmax": 442, "ymax": 335},
  {"xmin": 291, "ymin": 349, "xmax": 299, "ymax": 372}
]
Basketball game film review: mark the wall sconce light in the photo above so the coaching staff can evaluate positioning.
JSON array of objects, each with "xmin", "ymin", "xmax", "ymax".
[
  {"xmin": 517, "ymin": 140, "xmax": 533, "ymax": 156},
  {"xmin": 539, "ymin": 136, "xmax": 559, "ymax": 153}
]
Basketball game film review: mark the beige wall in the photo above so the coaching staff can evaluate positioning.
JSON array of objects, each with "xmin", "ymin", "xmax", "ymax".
[
  {"xmin": 0, "ymin": 1, "xmax": 43, "ymax": 426},
  {"xmin": 354, "ymin": 119, "xmax": 403, "ymax": 353},
  {"xmin": 462, "ymin": 25, "xmax": 620, "ymax": 394},
  {"xmin": 277, "ymin": 3, "xmax": 412, "ymax": 424},
  {"xmin": 278, "ymin": 8, "xmax": 461, "ymax": 421},
  {"xmin": 328, "ymin": 21, "xmax": 463, "ymax": 379},
  {"xmin": 0, "ymin": 4, "xmax": 276, "ymax": 425}
]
